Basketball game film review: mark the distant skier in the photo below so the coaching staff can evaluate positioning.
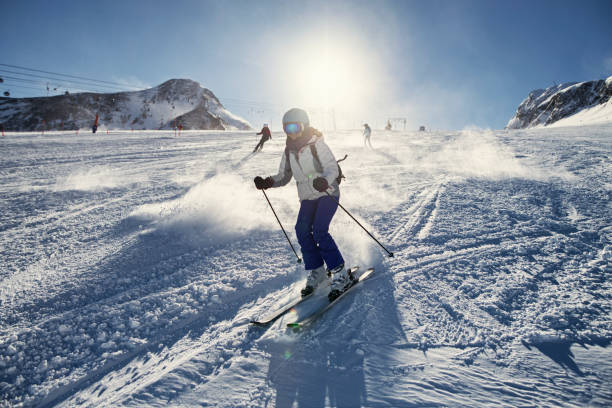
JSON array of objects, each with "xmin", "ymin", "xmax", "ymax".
[
  {"xmin": 253, "ymin": 123, "xmax": 272, "ymax": 152},
  {"xmin": 253, "ymin": 108, "xmax": 350, "ymax": 302},
  {"xmin": 363, "ymin": 123, "xmax": 372, "ymax": 149},
  {"xmin": 92, "ymin": 114, "xmax": 99, "ymax": 134}
]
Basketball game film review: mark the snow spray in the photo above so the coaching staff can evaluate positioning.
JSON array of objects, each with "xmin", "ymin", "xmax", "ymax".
[
  {"xmin": 261, "ymin": 189, "xmax": 302, "ymax": 263},
  {"xmin": 325, "ymin": 191, "xmax": 394, "ymax": 257}
]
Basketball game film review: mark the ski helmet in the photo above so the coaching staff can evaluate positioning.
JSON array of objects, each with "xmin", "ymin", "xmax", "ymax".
[{"xmin": 282, "ymin": 108, "xmax": 309, "ymax": 126}]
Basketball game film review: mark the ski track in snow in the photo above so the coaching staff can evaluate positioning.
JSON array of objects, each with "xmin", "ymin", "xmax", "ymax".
[{"xmin": 0, "ymin": 126, "xmax": 610, "ymax": 407}]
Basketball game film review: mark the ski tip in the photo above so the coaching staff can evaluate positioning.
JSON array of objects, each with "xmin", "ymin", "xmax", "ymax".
[
  {"xmin": 250, "ymin": 321, "xmax": 267, "ymax": 326},
  {"xmin": 287, "ymin": 323, "xmax": 301, "ymax": 329},
  {"xmin": 361, "ymin": 267, "xmax": 375, "ymax": 278}
]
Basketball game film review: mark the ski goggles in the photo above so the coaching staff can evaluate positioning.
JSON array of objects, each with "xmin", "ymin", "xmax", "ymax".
[{"xmin": 283, "ymin": 122, "xmax": 304, "ymax": 135}]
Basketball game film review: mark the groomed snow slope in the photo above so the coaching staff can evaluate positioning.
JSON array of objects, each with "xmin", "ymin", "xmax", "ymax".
[{"xmin": 0, "ymin": 126, "xmax": 610, "ymax": 407}]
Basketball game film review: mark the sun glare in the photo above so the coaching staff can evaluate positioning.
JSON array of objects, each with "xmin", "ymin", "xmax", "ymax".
[
  {"xmin": 304, "ymin": 56, "xmax": 357, "ymax": 108},
  {"xmin": 282, "ymin": 33, "xmax": 378, "ymax": 114}
]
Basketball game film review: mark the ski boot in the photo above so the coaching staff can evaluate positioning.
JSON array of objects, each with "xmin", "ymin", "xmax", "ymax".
[
  {"xmin": 328, "ymin": 264, "xmax": 352, "ymax": 302},
  {"xmin": 301, "ymin": 265, "xmax": 327, "ymax": 297}
]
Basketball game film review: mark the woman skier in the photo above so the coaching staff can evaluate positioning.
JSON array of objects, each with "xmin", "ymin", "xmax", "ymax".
[{"xmin": 253, "ymin": 108, "xmax": 350, "ymax": 302}]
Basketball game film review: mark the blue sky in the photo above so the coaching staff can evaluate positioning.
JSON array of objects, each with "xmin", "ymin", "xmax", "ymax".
[{"xmin": 1, "ymin": 0, "xmax": 611, "ymax": 129}]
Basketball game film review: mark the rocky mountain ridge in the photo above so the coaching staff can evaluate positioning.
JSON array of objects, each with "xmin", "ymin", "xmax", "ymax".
[
  {"xmin": 506, "ymin": 76, "xmax": 612, "ymax": 129},
  {"xmin": 0, "ymin": 79, "xmax": 251, "ymax": 131}
]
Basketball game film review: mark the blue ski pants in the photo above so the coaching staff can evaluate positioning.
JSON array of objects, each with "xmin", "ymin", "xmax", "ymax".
[{"xmin": 295, "ymin": 195, "xmax": 344, "ymax": 271}]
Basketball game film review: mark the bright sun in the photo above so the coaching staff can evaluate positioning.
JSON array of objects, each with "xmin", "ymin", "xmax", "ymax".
[
  {"xmin": 280, "ymin": 33, "xmax": 379, "ymax": 115},
  {"xmin": 300, "ymin": 50, "xmax": 355, "ymax": 107}
]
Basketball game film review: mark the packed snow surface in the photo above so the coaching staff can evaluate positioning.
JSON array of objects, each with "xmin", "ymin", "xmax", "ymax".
[{"xmin": 0, "ymin": 126, "xmax": 610, "ymax": 407}]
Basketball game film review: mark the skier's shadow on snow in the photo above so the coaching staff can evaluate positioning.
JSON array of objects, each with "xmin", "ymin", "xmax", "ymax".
[
  {"xmin": 265, "ymin": 338, "xmax": 366, "ymax": 408},
  {"xmin": 231, "ymin": 151, "xmax": 256, "ymax": 170},
  {"xmin": 370, "ymin": 148, "xmax": 402, "ymax": 165},
  {"xmin": 262, "ymin": 265, "xmax": 406, "ymax": 408}
]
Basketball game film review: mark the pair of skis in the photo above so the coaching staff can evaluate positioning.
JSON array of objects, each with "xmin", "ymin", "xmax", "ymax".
[{"xmin": 250, "ymin": 266, "xmax": 374, "ymax": 329}]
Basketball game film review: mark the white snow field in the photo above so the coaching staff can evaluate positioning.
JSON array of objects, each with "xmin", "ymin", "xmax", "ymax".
[{"xmin": 0, "ymin": 125, "xmax": 610, "ymax": 407}]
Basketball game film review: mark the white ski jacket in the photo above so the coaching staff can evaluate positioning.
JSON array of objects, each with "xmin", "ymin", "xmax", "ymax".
[{"xmin": 270, "ymin": 135, "xmax": 340, "ymax": 201}]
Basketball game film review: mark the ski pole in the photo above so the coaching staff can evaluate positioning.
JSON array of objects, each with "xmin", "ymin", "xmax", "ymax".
[
  {"xmin": 261, "ymin": 190, "xmax": 302, "ymax": 263},
  {"xmin": 325, "ymin": 191, "xmax": 394, "ymax": 257}
]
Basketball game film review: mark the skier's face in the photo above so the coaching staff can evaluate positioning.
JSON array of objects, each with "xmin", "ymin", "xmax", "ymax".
[{"xmin": 286, "ymin": 129, "xmax": 303, "ymax": 139}]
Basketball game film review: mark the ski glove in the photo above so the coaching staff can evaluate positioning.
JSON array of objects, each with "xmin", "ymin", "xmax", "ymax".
[
  {"xmin": 313, "ymin": 177, "xmax": 329, "ymax": 192},
  {"xmin": 254, "ymin": 176, "xmax": 274, "ymax": 190}
]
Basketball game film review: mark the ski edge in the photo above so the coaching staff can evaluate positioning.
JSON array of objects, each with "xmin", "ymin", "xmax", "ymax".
[
  {"xmin": 250, "ymin": 295, "xmax": 312, "ymax": 326},
  {"xmin": 250, "ymin": 266, "xmax": 360, "ymax": 326},
  {"xmin": 287, "ymin": 267, "xmax": 375, "ymax": 329}
]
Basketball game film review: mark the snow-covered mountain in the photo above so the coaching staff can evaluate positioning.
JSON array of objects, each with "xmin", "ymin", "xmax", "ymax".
[
  {"xmin": 506, "ymin": 76, "xmax": 612, "ymax": 129},
  {"xmin": 0, "ymin": 79, "xmax": 252, "ymax": 131}
]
